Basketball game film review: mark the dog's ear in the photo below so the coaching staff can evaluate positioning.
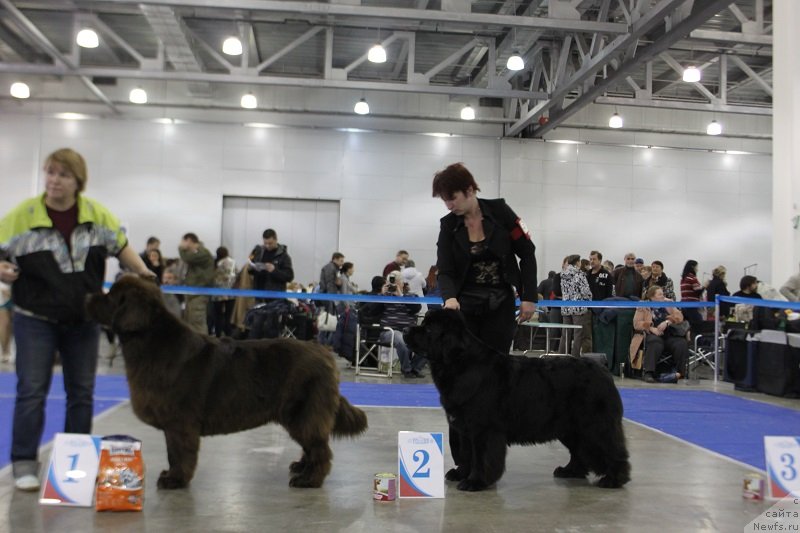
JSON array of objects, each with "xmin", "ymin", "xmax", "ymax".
[
  {"xmin": 85, "ymin": 292, "xmax": 113, "ymax": 326},
  {"xmin": 110, "ymin": 287, "xmax": 157, "ymax": 333}
]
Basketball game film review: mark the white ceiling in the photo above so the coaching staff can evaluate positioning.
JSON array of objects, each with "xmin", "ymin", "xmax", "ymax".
[{"xmin": 0, "ymin": 0, "xmax": 773, "ymax": 137}]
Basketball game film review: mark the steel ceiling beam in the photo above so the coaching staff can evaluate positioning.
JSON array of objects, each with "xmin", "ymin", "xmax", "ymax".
[
  {"xmin": 595, "ymin": 95, "xmax": 772, "ymax": 115},
  {"xmin": 516, "ymin": 0, "xmax": 736, "ymax": 138},
  {"xmin": 107, "ymin": 0, "xmax": 629, "ymax": 34},
  {"xmin": 689, "ymin": 29, "xmax": 772, "ymax": 46},
  {"xmin": 505, "ymin": 0, "xmax": 690, "ymax": 137},
  {"xmin": 0, "ymin": 0, "xmax": 119, "ymax": 113},
  {"xmin": 0, "ymin": 63, "xmax": 547, "ymax": 100}
]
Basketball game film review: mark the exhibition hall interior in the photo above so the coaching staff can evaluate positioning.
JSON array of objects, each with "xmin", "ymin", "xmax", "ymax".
[{"xmin": 0, "ymin": 1, "xmax": 796, "ymax": 531}]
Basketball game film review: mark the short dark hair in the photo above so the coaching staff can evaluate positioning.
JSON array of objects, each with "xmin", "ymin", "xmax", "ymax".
[
  {"xmin": 432, "ymin": 162, "xmax": 481, "ymax": 199},
  {"xmin": 397, "ymin": 250, "xmax": 408, "ymax": 257},
  {"xmin": 590, "ymin": 250, "xmax": 602, "ymax": 261},
  {"xmin": 262, "ymin": 229, "xmax": 277, "ymax": 240},
  {"xmin": 146, "ymin": 236, "xmax": 160, "ymax": 246},
  {"xmin": 182, "ymin": 232, "xmax": 199, "ymax": 243},
  {"xmin": 341, "ymin": 262, "xmax": 353, "ymax": 273},
  {"xmin": 566, "ymin": 254, "xmax": 581, "ymax": 266},
  {"xmin": 332, "ymin": 252, "xmax": 344, "ymax": 261},
  {"xmin": 216, "ymin": 246, "xmax": 229, "ymax": 261},
  {"xmin": 371, "ymin": 276, "xmax": 385, "ymax": 292},
  {"xmin": 651, "ymin": 260, "xmax": 664, "ymax": 269},
  {"xmin": 740, "ymin": 275, "xmax": 758, "ymax": 291}
]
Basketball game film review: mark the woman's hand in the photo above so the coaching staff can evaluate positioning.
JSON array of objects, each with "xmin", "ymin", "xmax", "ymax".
[
  {"xmin": 518, "ymin": 300, "xmax": 536, "ymax": 323},
  {"xmin": 443, "ymin": 298, "xmax": 460, "ymax": 310},
  {"xmin": 0, "ymin": 261, "xmax": 19, "ymax": 283},
  {"xmin": 650, "ymin": 325, "xmax": 663, "ymax": 336}
]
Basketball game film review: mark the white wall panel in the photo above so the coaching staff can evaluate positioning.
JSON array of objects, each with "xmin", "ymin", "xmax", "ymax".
[{"xmin": 0, "ymin": 113, "xmax": 776, "ymax": 289}]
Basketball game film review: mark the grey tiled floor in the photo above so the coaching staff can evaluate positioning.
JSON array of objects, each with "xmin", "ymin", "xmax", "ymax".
[{"xmin": 0, "ymin": 343, "xmax": 792, "ymax": 532}]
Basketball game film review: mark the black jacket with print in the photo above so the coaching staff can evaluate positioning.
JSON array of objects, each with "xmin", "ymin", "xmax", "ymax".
[{"xmin": 436, "ymin": 197, "xmax": 538, "ymax": 303}]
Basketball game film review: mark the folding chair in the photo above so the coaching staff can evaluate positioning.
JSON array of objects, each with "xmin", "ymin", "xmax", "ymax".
[
  {"xmin": 354, "ymin": 322, "xmax": 397, "ymax": 379},
  {"xmin": 687, "ymin": 321, "xmax": 724, "ymax": 380}
]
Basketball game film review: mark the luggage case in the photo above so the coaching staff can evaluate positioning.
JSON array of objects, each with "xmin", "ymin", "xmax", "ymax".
[
  {"xmin": 756, "ymin": 330, "xmax": 797, "ymax": 397},
  {"xmin": 724, "ymin": 329, "xmax": 758, "ymax": 391}
]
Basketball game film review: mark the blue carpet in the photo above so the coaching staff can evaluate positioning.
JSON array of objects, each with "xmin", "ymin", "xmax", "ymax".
[
  {"xmin": 1, "ymin": 373, "xmax": 796, "ymax": 472},
  {"xmin": 0, "ymin": 373, "xmax": 130, "ymax": 471},
  {"xmin": 618, "ymin": 388, "xmax": 800, "ymax": 471}
]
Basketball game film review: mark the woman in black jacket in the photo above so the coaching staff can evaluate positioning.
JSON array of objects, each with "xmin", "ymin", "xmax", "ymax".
[
  {"xmin": 432, "ymin": 162, "xmax": 538, "ymax": 353},
  {"xmin": 706, "ymin": 265, "xmax": 731, "ymax": 319},
  {"xmin": 432, "ymin": 162, "xmax": 538, "ymax": 482}
]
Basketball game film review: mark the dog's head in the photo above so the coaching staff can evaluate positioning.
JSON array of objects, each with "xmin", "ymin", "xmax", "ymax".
[
  {"xmin": 86, "ymin": 275, "xmax": 163, "ymax": 334},
  {"xmin": 404, "ymin": 308, "xmax": 470, "ymax": 365}
]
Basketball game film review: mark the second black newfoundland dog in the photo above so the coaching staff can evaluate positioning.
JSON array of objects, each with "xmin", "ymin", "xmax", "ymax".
[
  {"xmin": 87, "ymin": 276, "xmax": 367, "ymax": 489},
  {"xmin": 405, "ymin": 309, "xmax": 630, "ymax": 491}
]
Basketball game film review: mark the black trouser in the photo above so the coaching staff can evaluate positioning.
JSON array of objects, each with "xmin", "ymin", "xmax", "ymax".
[
  {"xmin": 212, "ymin": 300, "xmax": 235, "ymax": 337},
  {"xmin": 450, "ymin": 287, "xmax": 517, "ymax": 469},
  {"xmin": 643, "ymin": 333, "xmax": 689, "ymax": 375}
]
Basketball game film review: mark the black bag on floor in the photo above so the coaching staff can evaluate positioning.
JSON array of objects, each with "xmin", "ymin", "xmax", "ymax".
[
  {"xmin": 757, "ymin": 330, "xmax": 797, "ymax": 397},
  {"xmin": 582, "ymin": 352, "xmax": 608, "ymax": 367},
  {"xmin": 245, "ymin": 301, "xmax": 290, "ymax": 339},
  {"xmin": 724, "ymin": 329, "xmax": 758, "ymax": 391}
]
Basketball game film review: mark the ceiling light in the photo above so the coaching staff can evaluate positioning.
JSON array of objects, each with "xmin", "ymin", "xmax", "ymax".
[
  {"xmin": 367, "ymin": 43, "xmax": 387, "ymax": 64},
  {"xmin": 460, "ymin": 104, "xmax": 475, "ymax": 121},
  {"xmin": 682, "ymin": 66, "xmax": 701, "ymax": 83},
  {"xmin": 54, "ymin": 112, "xmax": 92, "ymax": 120},
  {"xmin": 354, "ymin": 98, "xmax": 370, "ymax": 115},
  {"xmin": 608, "ymin": 112, "xmax": 623, "ymax": 129},
  {"xmin": 706, "ymin": 120, "xmax": 722, "ymax": 136},
  {"xmin": 10, "ymin": 82, "xmax": 30, "ymax": 99},
  {"xmin": 240, "ymin": 93, "xmax": 257, "ymax": 109},
  {"xmin": 129, "ymin": 87, "xmax": 147, "ymax": 104},
  {"xmin": 223, "ymin": 37, "xmax": 243, "ymax": 56},
  {"xmin": 244, "ymin": 122, "xmax": 278, "ymax": 128},
  {"xmin": 76, "ymin": 28, "xmax": 99, "ymax": 48},
  {"xmin": 506, "ymin": 52, "xmax": 524, "ymax": 71}
]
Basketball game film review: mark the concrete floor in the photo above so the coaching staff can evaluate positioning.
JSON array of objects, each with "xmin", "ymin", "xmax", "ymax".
[{"xmin": 0, "ymin": 343, "xmax": 793, "ymax": 532}]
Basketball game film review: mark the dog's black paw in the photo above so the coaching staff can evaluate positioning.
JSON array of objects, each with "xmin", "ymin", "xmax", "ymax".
[
  {"xmin": 457, "ymin": 478, "xmax": 488, "ymax": 491},
  {"xmin": 553, "ymin": 465, "xmax": 588, "ymax": 479},
  {"xmin": 157, "ymin": 470, "xmax": 188, "ymax": 489},
  {"xmin": 289, "ymin": 460, "xmax": 306, "ymax": 474},
  {"xmin": 597, "ymin": 475, "xmax": 625, "ymax": 488},
  {"xmin": 445, "ymin": 467, "xmax": 467, "ymax": 482},
  {"xmin": 289, "ymin": 475, "xmax": 323, "ymax": 488}
]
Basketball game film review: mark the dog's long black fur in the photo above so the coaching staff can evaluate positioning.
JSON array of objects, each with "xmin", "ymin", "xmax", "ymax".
[
  {"xmin": 405, "ymin": 309, "xmax": 630, "ymax": 491},
  {"xmin": 86, "ymin": 276, "xmax": 367, "ymax": 489}
]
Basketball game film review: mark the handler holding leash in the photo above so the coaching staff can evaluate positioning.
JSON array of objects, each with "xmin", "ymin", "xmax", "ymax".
[
  {"xmin": 0, "ymin": 148, "xmax": 153, "ymax": 491},
  {"xmin": 432, "ymin": 162, "xmax": 538, "ymax": 352},
  {"xmin": 432, "ymin": 162, "xmax": 539, "ymax": 480}
]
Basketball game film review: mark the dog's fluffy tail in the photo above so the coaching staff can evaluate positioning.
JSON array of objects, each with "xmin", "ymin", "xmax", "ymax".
[{"xmin": 332, "ymin": 396, "xmax": 368, "ymax": 438}]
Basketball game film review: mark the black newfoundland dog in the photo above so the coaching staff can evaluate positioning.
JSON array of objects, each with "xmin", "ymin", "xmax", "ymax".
[
  {"xmin": 405, "ymin": 309, "xmax": 630, "ymax": 491},
  {"xmin": 87, "ymin": 276, "xmax": 367, "ymax": 489}
]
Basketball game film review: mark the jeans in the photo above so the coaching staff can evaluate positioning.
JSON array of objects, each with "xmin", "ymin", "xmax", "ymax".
[
  {"xmin": 11, "ymin": 313, "xmax": 100, "ymax": 464},
  {"xmin": 380, "ymin": 329, "xmax": 426, "ymax": 374}
]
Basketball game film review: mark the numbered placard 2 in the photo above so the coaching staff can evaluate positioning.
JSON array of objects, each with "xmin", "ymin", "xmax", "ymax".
[
  {"xmin": 398, "ymin": 431, "xmax": 444, "ymax": 498},
  {"xmin": 40, "ymin": 433, "xmax": 102, "ymax": 507},
  {"xmin": 764, "ymin": 436, "xmax": 800, "ymax": 499}
]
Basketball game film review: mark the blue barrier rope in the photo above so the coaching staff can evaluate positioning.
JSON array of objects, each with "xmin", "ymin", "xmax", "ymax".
[
  {"xmin": 717, "ymin": 294, "xmax": 800, "ymax": 311},
  {"xmin": 101, "ymin": 282, "xmax": 734, "ymax": 308}
]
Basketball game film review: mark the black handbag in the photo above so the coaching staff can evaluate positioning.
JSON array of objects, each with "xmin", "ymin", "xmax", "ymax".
[{"xmin": 667, "ymin": 321, "xmax": 691, "ymax": 337}]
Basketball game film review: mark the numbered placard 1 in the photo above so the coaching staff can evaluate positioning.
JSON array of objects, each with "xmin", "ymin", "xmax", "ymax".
[
  {"xmin": 398, "ymin": 431, "xmax": 444, "ymax": 498},
  {"xmin": 764, "ymin": 436, "xmax": 800, "ymax": 499},
  {"xmin": 40, "ymin": 433, "xmax": 102, "ymax": 507}
]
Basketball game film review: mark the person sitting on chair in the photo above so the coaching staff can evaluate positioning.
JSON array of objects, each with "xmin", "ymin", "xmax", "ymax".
[
  {"xmin": 631, "ymin": 285, "xmax": 689, "ymax": 383},
  {"xmin": 359, "ymin": 271, "xmax": 426, "ymax": 379}
]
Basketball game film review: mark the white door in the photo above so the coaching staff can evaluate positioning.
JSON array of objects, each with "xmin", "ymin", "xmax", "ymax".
[{"xmin": 221, "ymin": 196, "xmax": 340, "ymax": 287}]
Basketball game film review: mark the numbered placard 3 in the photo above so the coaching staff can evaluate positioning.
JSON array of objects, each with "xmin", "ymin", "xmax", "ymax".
[
  {"xmin": 764, "ymin": 436, "xmax": 800, "ymax": 499},
  {"xmin": 40, "ymin": 433, "xmax": 102, "ymax": 507},
  {"xmin": 398, "ymin": 431, "xmax": 444, "ymax": 498}
]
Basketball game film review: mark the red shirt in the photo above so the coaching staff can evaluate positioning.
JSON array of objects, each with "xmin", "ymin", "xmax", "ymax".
[{"xmin": 47, "ymin": 203, "xmax": 79, "ymax": 249}]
